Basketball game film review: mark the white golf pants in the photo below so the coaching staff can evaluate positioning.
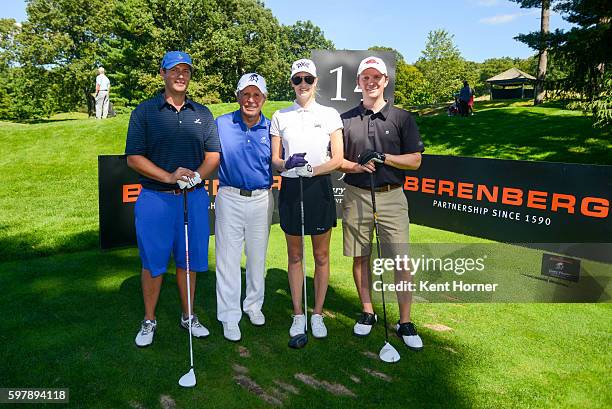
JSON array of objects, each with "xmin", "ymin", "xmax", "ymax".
[
  {"xmin": 215, "ymin": 186, "xmax": 273, "ymax": 323},
  {"xmin": 95, "ymin": 91, "xmax": 109, "ymax": 119}
]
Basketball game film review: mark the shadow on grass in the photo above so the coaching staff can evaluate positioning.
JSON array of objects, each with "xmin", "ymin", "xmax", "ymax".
[
  {"xmin": 417, "ymin": 104, "xmax": 611, "ymax": 165},
  {"xmin": 14, "ymin": 118, "xmax": 82, "ymax": 124},
  {"xmin": 0, "ymin": 251, "xmax": 474, "ymax": 409},
  {"xmin": 0, "ymin": 229, "xmax": 99, "ymax": 263}
]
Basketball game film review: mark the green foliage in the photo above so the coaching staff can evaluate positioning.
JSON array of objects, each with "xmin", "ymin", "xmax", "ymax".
[
  {"xmin": 512, "ymin": 0, "xmax": 611, "ymax": 125},
  {"xmin": 415, "ymin": 29, "xmax": 466, "ymax": 103},
  {"xmin": 0, "ymin": 0, "xmax": 334, "ymax": 118}
]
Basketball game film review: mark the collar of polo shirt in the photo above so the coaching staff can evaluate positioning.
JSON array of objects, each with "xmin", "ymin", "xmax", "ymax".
[{"xmin": 359, "ymin": 100, "xmax": 390, "ymax": 119}]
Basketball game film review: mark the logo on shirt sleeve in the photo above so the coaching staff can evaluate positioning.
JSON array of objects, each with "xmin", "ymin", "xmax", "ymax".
[{"xmin": 194, "ymin": 118, "xmax": 202, "ymax": 124}]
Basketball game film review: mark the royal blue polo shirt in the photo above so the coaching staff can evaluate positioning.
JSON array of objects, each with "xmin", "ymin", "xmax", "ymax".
[
  {"xmin": 216, "ymin": 110, "xmax": 272, "ymax": 190},
  {"xmin": 125, "ymin": 93, "xmax": 220, "ymax": 191}
]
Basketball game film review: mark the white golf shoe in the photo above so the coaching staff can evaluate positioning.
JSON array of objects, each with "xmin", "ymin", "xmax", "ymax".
[
  {"xmin": 310, "ymin": 314, "xmax": 327, "ymax": 339},
  {"xmin": 180, "ymin": 314, "xmax": 210, "ymax": 338},
  {"xmin": 245, "ymin": 309, "xmax": 265, "ymax": 326},
  {"xmin": 135, "ymin": 319, "xmax": 156, "ymax": 347},
  {"xmin": 222, "ymin": 322, "xmax": 242, "ymax": 342},
  {"xmin": 289, "ymin": 314, "xmax": 306, "ymax": 337},
  {"xmin": 396, "ymin": 321, "xmax": 424, "ymax": 351}
]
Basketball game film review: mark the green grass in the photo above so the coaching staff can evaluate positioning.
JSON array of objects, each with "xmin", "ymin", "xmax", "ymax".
[
  {"xmin": 0, "ymin": 100, "xmax": 610, "ymax": 408},
  {"xmin": 417, "ymin": 99, "xmax": 611, "ymax": 164}
]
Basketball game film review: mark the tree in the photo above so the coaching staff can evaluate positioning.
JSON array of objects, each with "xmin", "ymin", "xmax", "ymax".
[
  {"xmin": 515, "ymin": 0, "xmax": 611, "ymax": 126},
  {"xmin": 512, "ymin": 0, "xmax": 552, "ymax": 105},
  {"xmin": 415, "ymin": 29, "xmax": 466, "ymax": 103},
  {"xmin": 18, "ymin": 0, "xmax": 116, "ymax": 115}
]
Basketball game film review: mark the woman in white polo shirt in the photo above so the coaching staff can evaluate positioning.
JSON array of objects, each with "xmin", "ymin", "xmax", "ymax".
[{"xmin": 270, "ymin": 59, "xmax": 343, "ymax": 340}]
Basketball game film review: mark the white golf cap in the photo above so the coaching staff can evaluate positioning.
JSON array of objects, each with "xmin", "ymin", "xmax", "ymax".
[
  {"xmin": 357, "ymin": 56, "xmax": 388, "ymax": 76},
  {"xmin": 290, "ymin": 58, "xmax": 317, "ymax": 78},
  {"xmin": 236, "ymin": 72, "xmax": 267, "ymax": 96}
]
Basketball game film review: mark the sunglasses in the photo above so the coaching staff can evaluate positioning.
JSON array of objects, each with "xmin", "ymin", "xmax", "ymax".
[{"xmin": 291, "ymin": 75, "xmax": 315, "ymax": 85}]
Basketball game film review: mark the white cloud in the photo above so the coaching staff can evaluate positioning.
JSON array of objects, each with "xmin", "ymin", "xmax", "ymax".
[{"xmin": 479, "ymin": 10, "xmax": 539, "ymax": 25}]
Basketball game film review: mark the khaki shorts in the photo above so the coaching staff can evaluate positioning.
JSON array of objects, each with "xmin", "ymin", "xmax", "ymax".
[{"xmin": 342, "ymin": 184, "xmax": 410, "ymax": 257}]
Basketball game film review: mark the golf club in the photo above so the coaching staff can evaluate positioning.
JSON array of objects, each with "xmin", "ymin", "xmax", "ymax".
[
  {"xmin": 288, "ymin": 176, "xmax": 308, "ymax": 349},
  {"xmin": 178, "ymin": 188, "xmax": 197, "ymax": 387},
  {"xmin": 370, "ymin": 172, "xmax": 401, "ymax": 363}
]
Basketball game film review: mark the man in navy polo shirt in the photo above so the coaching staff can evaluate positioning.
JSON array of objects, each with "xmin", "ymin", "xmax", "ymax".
[
  {"xmin": 126, "ymin": 51, "xmax": 221, "ymax": 348},
  {"xmin": 214, "ymin": 73, "xmax": 273, "ymax": 342}
]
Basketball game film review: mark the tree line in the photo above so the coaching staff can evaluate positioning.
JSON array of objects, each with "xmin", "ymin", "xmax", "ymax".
[{"xmin": 0, "ymin": 0, "xmax": 609, "ymax": 127}]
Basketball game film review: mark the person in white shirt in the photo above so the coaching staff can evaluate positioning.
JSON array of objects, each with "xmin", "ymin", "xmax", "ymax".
[
  {"xmin": 95, "ymin": 67, "xmax": 111, "ymax": 119},
  {"xmin": 270, "ymin": 59, "xmax": 343, "ymax": 340}
]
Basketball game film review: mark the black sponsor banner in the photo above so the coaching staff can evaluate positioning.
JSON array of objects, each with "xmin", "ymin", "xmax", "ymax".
[
  {"xmin": 101, "ymin": 154, "xmax": 611, "ymax": 261},
  {"xmin": 310, "ymin": 50, "xmax": 396, "ymax": 114},
  {"xmin": 404, "ymin": 155, "xmax": 611, "ymax": 260},
  {"xmin": 98, "ymin": 155, "xmax": 282, "ymax": 249},
  {"xmin": 541, "ymin": 253, "xmax": 581, "ymax": 282}
]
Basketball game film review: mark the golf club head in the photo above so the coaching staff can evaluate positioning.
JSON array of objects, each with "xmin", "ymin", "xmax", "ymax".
[
  {"xmin": 288, "ymin": 333, "xmax": 308, "ymax": 349},
  {"xmin": 379, "ymin": 342, "xmax": 401, "ymax": 363},
  {"xmin": 178, "ymin": 368, "xmax": 196, "ymax": 388}
]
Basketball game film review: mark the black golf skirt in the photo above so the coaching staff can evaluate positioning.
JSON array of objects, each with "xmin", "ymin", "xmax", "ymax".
[{"xmin": 279, "ymin": 175, "xmax": 337, "ymax": 236}]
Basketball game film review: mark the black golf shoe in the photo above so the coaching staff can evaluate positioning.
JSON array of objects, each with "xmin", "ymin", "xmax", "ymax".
[
  {"xmin": 353, "ymin": 312, "xmax": 377, "ymax": 337},
  {"xmin": 396, "ymin": 321, "xmax": 424, "ymax": 351}
]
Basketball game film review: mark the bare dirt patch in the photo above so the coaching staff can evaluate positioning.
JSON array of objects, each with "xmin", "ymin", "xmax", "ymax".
[
  {"xmin": 234, "ymin": 375, "xmax": 283, "ymax": 407},
  {"xmin": 273, "ymin": 380, "xmax": 300, "ymax": 395},
  {"xmin": 238, "ymin": 345, "xmax": 251, "ymax": 357},
  {"xmin": 424, "ymin": 323, "xmax": 453, "ymax": 332},
  {"xmin": 159, "ymin": 395, "xmax": 176, "ymax": 409},
  {"xmin": 362, "ymin": 368, "xmax": 392, "ymax": 382},
  {"xmin": 295, "ymin": 373, "xmax": 356, "ymax": 397}
]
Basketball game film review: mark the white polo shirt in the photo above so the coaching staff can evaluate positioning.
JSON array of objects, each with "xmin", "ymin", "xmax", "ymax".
[
  {"xmin": 96, "ymin": 74, "xmax": 110, "ymax": 91},
  {"xmin": 270, "ymin": 100, "xmax": 343, "ymax": 178}
]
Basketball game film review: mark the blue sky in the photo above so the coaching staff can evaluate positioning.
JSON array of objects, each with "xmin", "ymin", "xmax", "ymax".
[{"xmin": 4, "ymin": 0, "xmax": 573, "ymax": 63}]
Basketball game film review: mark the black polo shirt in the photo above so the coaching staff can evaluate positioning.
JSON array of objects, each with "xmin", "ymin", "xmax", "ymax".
[
  {"xmin": 125, "ymin": 93, "xmax": 221, "ymax": 191},
  {"xmin": 341, "ymin": 102, "xmax": 424, "ymax": 188}
]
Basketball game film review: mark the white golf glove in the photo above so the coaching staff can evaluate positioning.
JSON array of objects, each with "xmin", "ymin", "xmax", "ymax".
[
  {"xmin": 177, "ymin": 171, "xmax": 202, "ymax": 189},
  {"xmin": 295, "ymin": 164, "xmax": 314, "ymax": 178}
]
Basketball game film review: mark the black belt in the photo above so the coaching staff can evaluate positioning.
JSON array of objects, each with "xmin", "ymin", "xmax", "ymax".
[
  {"xmin": 355, "ymin": 184, "xmax": 401, "ymax": 192},
  {"xmin": 239, "ymin": 189, "xmax": 253, "ymax": 197},
  {"xmin": 159, "ymin": 184, "xmax": 205, "ymax": 195}
]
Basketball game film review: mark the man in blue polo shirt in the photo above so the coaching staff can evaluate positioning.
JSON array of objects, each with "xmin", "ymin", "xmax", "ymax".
[
  {"xmin": 214, "ymin": 73, "xmax": 273, "ymax": 342},
  {"xmin": 126, "ymin": 51, "xmax": 221, "ymax": 347}
]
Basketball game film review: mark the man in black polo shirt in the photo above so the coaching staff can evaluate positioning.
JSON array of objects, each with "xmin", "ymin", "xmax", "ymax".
[
  {"xmin": 340, "ymin": 56, "xmax": 425, "ymax": 351},
  {"xmin": 125, "ymin": 51, "xmax": 221, "ymax": 348}
]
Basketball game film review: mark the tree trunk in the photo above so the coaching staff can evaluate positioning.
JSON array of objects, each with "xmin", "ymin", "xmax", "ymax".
[{"xmin": 534, "ymin": 0, "xmax": 550, "ymax": 105}]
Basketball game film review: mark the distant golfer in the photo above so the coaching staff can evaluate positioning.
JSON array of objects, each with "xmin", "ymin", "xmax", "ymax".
[
  {"xmin": 214, "ymin": 73, "xmax": 274, "ymax": 342},
  {"xmin": 95, "ymin": 67, "xmax": 111, "ymax": 119},
  {"xmin": 340, "ymin": 56, "xmax": 425, "ymax": 350},
  {"xmin": 459, "ymin": 80, "xmax": 474, "ymax": 117},
  {"xmin": 270, "ymin": 59, "xmax": 344, "ymax": 339},
  {"xmin": 126, "ymin": 51, "xmax": 220, "ymax": 348}
]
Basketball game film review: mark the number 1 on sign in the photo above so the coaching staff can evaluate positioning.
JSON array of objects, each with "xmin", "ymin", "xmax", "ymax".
[
  {"xmin": 329, "ymin": 66, "xmax": 347, "ymax": 101},
  {"xmin": 330, "ymin": 66, "xmax": 363, "ymax": 102}
]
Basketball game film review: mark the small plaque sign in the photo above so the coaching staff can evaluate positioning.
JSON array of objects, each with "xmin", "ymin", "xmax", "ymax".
[{"xmin": 541, "ymin": 253, "xmax": 580, "ymax": 282}]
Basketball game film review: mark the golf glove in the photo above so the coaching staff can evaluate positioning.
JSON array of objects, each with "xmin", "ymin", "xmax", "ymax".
[
  {"xmin": 177, "ymin": 171, "xmax": 202, "ymax": 189},
  {"xmin": 285, "ymin": 153, "xmax": 308, "ymax": 170},
  {"xmin": 296, "ymin": 164, "xmax": 314, "ymax": 178},
  {"xmin": 358, "ymin": 150, "xmax": 386, "ymax": 166}
]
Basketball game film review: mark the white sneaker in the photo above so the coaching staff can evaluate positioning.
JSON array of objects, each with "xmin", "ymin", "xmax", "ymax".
[
  {"xmin": 135, "ymin": 319, "xmax": 156, "ymax": 347},
  {"xmin": 289, "ymin": 314, "xmax": 306, "ymax": 337},
  {"xmin": 180, "ymin": 314, "xmax": 210, "ymax": 338},
  {"xmin": 222, "ymin": 322, "xmax": 241, "ymax": 342},
  {"xmin": 310, "ymin": 314, "xmax": 327, "ymax": 339},
  {"xmin": 245, "ymin": 309, "xmax": 265, "ymax": 326}
]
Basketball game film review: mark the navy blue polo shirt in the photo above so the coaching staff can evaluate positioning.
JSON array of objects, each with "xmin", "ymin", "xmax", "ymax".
[
  {"xmin": 216, "ymin": 110, "xmax": 272, "ymax": 190},
  {"xmin": 125, "ymin": 93, "xmax": 220, "ymax": 191}
]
